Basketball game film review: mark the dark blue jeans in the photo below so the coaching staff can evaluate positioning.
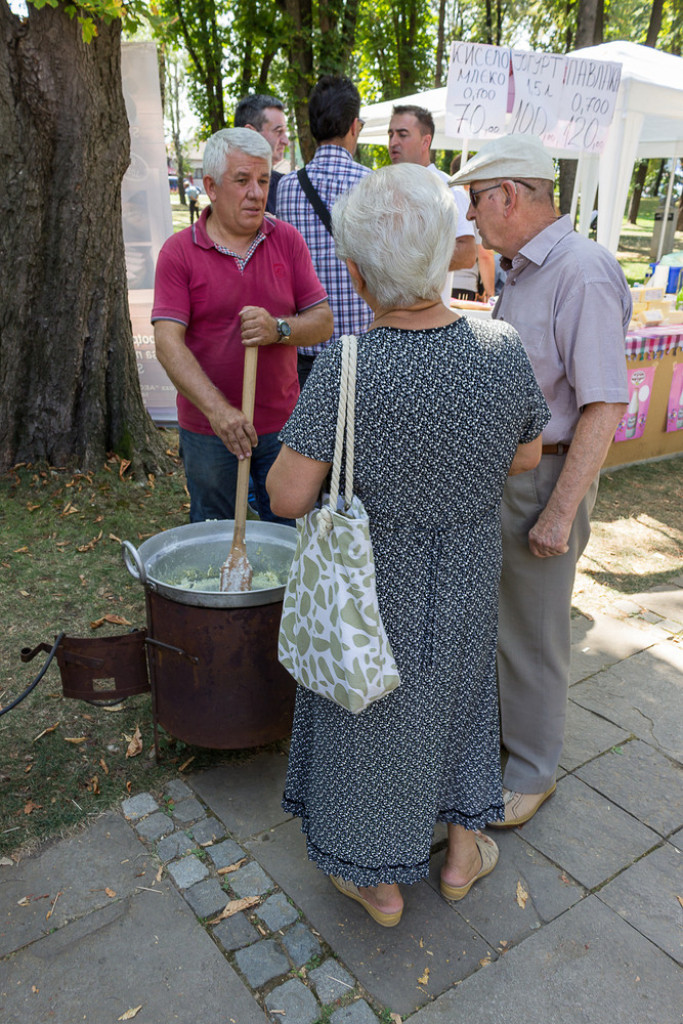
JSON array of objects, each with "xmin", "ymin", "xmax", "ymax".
[{"xmin": 178, "ymin": 427, "xmax": 294, "ymax": 527}]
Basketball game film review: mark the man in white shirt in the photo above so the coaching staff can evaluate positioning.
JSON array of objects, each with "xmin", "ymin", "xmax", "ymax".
[{"xmin": 388, "ymin": 105, "xmax": 475, "ymax": 304}]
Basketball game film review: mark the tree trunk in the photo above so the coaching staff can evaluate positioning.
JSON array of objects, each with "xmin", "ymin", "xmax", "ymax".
[
  {"xmin": 645, "ymin": 0, "xmax": 664, "ymax": 47},
  {"xmin": 628, "ymin": 160, "xmax": 649, "ymax": 224},
  {"xmin": 434, "ymin": 0, "xmax": 446, "ymax": 87},
  {"xmin": 0, "ymin": 2, "xmax": 169, "ymax": 474},
  {"xmin": 284, "ymin": 0, "xmax": 315, "ymax": 162}
]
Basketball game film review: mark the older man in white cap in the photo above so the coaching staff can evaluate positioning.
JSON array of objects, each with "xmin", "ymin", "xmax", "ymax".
[{"xmin": 451, "ymin": 135, "xmax": 630, "ymax": 826}]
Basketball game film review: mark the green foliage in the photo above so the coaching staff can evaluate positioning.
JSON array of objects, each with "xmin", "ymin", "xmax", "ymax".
[
  {"xmin": 25, "ymin": 0, "xmax": 152, "ymax": 41},
  {"xmin": 356, "ymin": 0, "xmax": 436, "ymax": 100}
]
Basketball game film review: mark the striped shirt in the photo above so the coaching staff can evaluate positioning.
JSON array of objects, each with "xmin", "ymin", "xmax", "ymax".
[{"xmin": 276, "ymin": 145, "xmax": 373, "ymax": 356}]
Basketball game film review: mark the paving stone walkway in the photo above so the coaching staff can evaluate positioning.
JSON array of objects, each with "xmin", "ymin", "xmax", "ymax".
[{"xmin": 1, "ymin": 578, "xmax": 681, "ymax": 1023}]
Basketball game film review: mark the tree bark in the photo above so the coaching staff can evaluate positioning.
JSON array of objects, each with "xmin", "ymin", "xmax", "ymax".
[
  {"xmin": 0, "ymin": 2, "xmax": 169, "ymax": 473},
  {"xmin": 645, "ymin": 0, "xmax": 664, "ymax": 47},
  {"xmin": 434, "ymin": 0, "xmax": 446, "ymax": 87},
  {"xmin": 283, "ymin": 0, "xmax": 315, "ymax": 162}
]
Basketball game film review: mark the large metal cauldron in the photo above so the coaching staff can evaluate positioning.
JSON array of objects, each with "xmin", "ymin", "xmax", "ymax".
[{"xmin": 122, "ymin": 520, "xmax": 297, "ymax": 750}]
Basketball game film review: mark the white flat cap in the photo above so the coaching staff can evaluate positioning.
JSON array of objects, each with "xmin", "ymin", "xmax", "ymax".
[{"xmin": 449, "ymin": 134, "xmax": 555, "ymax": 186}]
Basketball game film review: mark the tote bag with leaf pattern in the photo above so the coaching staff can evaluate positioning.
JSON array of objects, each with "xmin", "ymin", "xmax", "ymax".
[{"xmin": 278, "ymin": 335, "xmax": 401, "ymax": 714}]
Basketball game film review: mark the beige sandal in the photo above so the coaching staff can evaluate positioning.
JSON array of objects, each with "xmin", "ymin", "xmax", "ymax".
[
  {"xmin": 330, "ymin": 875, "xmax": 403, "ymax": 927},
  {"xmin": 440, "ymin": 832, "xmax": 499, "ymax": 901}
]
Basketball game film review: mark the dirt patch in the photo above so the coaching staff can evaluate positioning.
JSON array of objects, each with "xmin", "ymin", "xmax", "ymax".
[{"xmin": 573, "ymin": 456, "xmax": 683, "ymax": 617}]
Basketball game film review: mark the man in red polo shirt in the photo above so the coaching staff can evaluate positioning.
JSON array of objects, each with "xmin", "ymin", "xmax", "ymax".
[{"xmin": 152, "ymin": 128, "xmax": 333, "ymax": 523}]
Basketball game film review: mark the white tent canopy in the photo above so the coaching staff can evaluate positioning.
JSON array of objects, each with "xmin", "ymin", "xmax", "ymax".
[{"xmin": 359, "ymin": 41, "xmax": 683, "ymax": 255}]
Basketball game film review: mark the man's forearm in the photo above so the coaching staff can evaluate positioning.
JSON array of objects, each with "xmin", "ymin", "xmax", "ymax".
[
  {"xmin": 449, "ymin": 235, "xmax": 476, "ymax": 272},
  {"xmin": 278, "ymin": 301, "xmax": 334, "ymax": 349},
  {"xmin": 155, "ymin": 322, "xmax": 232, "ymax": 422},
  {"xmin": 549, "ymin": 402, "xmax": 626, "ymax": 517},
  {"xmin": 528, "ymin": 401, "xmax": 626, "ymax": 557}
]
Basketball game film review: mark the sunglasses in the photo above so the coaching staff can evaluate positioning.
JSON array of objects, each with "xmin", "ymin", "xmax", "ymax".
[{"xmin": 469, "ymin": 179, "xmax": 536, "ymax": 208}]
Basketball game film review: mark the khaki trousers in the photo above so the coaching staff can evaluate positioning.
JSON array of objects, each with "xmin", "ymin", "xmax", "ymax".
[{"xmin": 497, "ymin": 456, "xmax": 598, "ymax": 793}]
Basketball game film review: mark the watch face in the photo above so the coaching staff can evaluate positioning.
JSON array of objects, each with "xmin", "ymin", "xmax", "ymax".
[{"xmin": 278, "ymin": 319, "xmax": 291, "ymax": 338}]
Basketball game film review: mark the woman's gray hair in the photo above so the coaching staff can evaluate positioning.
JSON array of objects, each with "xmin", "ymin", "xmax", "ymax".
[
  {"xmin": 332, "ymin": 163, "xmax": 458, "ymax": 308},
  {"xmin": 202, "ymin": 128, "xmax": 272, "ymax": 183}
]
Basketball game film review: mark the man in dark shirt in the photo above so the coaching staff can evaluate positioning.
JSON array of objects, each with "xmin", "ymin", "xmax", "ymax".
[{"xmin": 234, "ymin": 94, "xmax": 290, "ymax": 215}]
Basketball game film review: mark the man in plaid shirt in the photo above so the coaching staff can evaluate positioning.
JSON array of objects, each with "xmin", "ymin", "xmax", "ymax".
[{"xmin": 276, "ymin": 75, "xmax": 373, "ymax": 387}]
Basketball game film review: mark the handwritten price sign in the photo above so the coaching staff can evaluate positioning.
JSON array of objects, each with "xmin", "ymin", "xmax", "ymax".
[
  {"xmin": 509, "ymin": 50, "xmax": 565, "ymax": 138},
  {"xmin": 445, "ymin": 42, "xmax": 509, "ymax": 140},
  {"xmin": 446, "ymin": 45, "xmax": 621, "ymax": 154},
  {"xmin": 544, "ymin": 57, "xmax": 622, "ymax": 153}
]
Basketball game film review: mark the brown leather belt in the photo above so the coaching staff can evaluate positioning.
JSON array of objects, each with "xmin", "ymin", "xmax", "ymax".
[{"xmin": 542, "ymin": 443, "xmax": 571, "ymax": 455}]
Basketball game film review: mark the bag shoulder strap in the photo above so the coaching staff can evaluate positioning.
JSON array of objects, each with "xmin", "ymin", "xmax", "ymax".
[
  {"xmin": 328, "ymin": 334, "xmax": 357, "ymax": 510},
  {"xmin": 297, "ymin": 168, "xmax": 333, "ymax": 235}
]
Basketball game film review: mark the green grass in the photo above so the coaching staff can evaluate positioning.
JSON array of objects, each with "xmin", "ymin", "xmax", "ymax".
[
  {"xmin": 0, "ymin": 447, "xmax": 284, "ymax": 859},
  {"xmin": 613, "ymin": 196, "xmax": 682, "ymax": 285}
]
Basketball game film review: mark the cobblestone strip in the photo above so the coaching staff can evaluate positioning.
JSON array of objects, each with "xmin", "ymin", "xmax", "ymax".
[{"xmin": 122, "ymin": 783, "xmax": 386, "ymax": 1024}]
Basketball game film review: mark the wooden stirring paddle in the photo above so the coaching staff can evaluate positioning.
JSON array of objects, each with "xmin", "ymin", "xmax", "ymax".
[{"xmin": 220, "ymin": 345, "xmax": 258, "ymax": 592}]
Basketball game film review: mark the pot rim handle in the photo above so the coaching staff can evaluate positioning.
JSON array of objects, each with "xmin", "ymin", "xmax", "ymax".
[{"xmin": 121, "ymin": 540, "xmax": 147, "ymax": 584}]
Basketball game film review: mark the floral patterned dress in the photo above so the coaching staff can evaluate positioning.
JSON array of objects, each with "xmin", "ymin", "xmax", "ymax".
[{"xmin": 279, "ymin": 317, "xmax": 550, "ymax": 886}]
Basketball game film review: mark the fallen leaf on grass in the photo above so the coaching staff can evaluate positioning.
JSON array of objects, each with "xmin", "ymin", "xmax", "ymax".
[
  {"xmin": 33, "ymin": 722, "xmax": 60, "ymax": 741},
  {"xmin": 118, "ymin": 1006, "xmax": 143, "ymax": 1021},
  {"xmin": 516, "ymin": 881, "xmax": 529, "ymax": 909},
  {"xmin": 100, "ymin": 758, "xmax": 109, "ymax": 775},
  {"xmin": 105, "ymin": 887, "xmax": 117, "ymax": 898},
  {"xmin": 125, "ymin": 726, "xmax": 143, "ymax": 758},
  {"xmin": 109, "ymin": 533, "xmax": 122, "ymax": 543},
  {"xmin": 178, "ymin": 756, "xmax": 195, "ymax": 772},
  {"xmin": 390, "ymin": 1014, "xmax": 402, "ymax": 1024},
  {"xmin": 27, "ymin": 503, "xmax": 40, "ymax": 512},
  {"xmin": 87, "ymin": 775, "xmax": 100, "ymax": 794},
  {"xmin": 208, "ymin": 896, "xmax": 260, "ymax": 924},
  {"xmin": 217, "ymin": 858, "xmax": 247, "ymax": 876},
  {"xmin": 24, "ymin": 764, "xmax": 33, "ymax": 774},
  {"xmin": 119, "ymin": 459, "xmax": 131, "ymax": 479},
  {"xmin": 90, "ymin": 613, "xmax": 132, "ymax": 629},
  {"xmin": 417, "ymin": 966, "xmax": 430, "ymax": 986},
  {"xmin": 23, "ymin": 801, "xmax": 42, "ymax": 815},
  {"xmin": 20, "ymin": 590, "xmax": 30, "ymax": 597},
  {"xmin": 64, "ymin": 736, "xmax": 87, "ymax": 745},
  {"xmin": 14, "ymin": 546, "xmax": 29, "ymax": 553},
  {"xmin": 77, "ymin": 531, "xmax": 103, "ymax": 553}
]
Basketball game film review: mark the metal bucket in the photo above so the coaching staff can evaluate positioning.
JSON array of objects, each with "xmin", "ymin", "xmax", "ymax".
[{"xmin": 122, "ymin": 520, "xmax": 298, "ymax": 749}]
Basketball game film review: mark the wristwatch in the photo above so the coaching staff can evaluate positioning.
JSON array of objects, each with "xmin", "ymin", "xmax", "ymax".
[{"xmin": 275, "ymin": 318, "xmax": 291, "ymax": 343}]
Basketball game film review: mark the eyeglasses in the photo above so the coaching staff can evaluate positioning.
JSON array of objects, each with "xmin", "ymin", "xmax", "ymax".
[
  {"xmin": 357, "ymin": 118, "xmax": 366, "ymax": 132},
  {"xmin": 469, "ymin": 179, "xmax": 536, "ymax": 208}
]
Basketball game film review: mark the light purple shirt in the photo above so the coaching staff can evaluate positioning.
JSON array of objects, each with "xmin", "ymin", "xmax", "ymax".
[{"xmin": 493, "ymin": 215, "xmax": 630, "ymax": 444}]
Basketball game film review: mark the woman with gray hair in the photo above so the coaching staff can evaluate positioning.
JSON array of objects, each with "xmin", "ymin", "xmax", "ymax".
[{"xmin": 267, "ymin": 163, "xmax": 550, "ymax": 926}]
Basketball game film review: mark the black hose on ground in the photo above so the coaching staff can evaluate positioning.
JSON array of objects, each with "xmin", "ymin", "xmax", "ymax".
[{"xmin": 0, "ymin": 633, "xmax": 65, "ymax": 718}]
